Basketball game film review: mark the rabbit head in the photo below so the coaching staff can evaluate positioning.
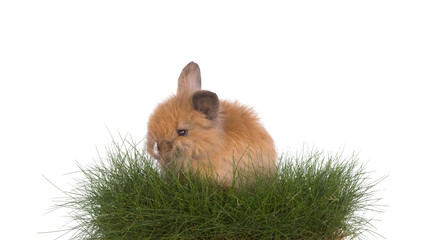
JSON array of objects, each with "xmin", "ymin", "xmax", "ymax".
[{"xmin": 146, "ymin": 62, "xmax": 225, "ymax": 169}]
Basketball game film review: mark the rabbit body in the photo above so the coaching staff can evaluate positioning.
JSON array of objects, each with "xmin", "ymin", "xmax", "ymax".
[{"xmin": 146, "ymin": 62, "xmax": 276, "ymax": 186}]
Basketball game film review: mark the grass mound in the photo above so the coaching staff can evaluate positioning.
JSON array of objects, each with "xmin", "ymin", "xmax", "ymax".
[{"xmin": 53, "ymin": 138, "xmax": 383, "ymax": 239}]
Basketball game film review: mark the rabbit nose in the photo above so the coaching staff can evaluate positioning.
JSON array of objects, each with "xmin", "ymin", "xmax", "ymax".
[{"xmin": 157, "ymin": 140, "xmax": 173, "ymax": 155}]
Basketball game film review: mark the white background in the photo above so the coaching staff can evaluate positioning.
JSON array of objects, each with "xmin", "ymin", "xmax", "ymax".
[{"xmin": 1, "ymin": 1, "xmax": 431, "ymax": 239}]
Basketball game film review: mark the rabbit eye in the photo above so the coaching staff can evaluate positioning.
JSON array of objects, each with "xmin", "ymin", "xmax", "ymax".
[{"xmin": 177, "ymin": 129, "xmax": 188, "ymax": 137}]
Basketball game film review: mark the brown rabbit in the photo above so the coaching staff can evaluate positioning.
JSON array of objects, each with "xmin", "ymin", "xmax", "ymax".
[{"xmin": 146, "ymin": 62, "xmax": 276, "ymax": 186}]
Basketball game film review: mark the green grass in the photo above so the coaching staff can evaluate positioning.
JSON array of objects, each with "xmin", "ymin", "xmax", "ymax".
[{"xmin": 51, "ymin": 138, "xmax": 383, "ymax": 240}]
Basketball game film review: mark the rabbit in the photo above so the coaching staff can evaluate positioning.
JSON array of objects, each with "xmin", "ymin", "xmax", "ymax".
[{"xmin": 146, "ymin": 62, "xmax": 276, "ymax": 186}]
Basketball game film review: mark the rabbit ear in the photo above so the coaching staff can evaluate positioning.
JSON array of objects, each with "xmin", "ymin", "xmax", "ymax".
[
  {"xmin": 177, "ymin": 62, "xmax": 201, "ymax": 95},
  {"xmin": 192, "ymin": 90, "xmax": 220, "ymax": 120}
]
